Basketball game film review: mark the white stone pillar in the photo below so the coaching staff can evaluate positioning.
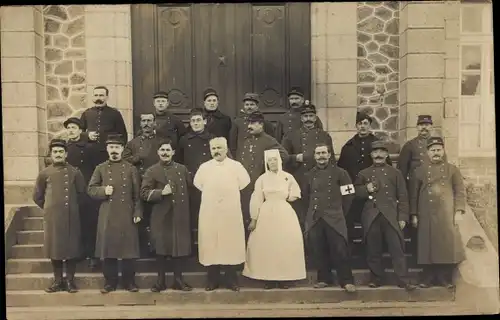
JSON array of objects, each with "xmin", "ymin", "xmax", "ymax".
[
  {"xmin": 1, "ymin": 5, "xmax": 47, "ymax": 185},
  {"xmin": 84, "ymin": 5, "xmax": 134, "ymax": 140}
]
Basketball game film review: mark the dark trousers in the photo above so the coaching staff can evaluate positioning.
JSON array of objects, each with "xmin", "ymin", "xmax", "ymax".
[
  {"xmin": 421, "ymin": 264, "xmax": 456, "ymax": 284},
  {"xmin": 155, "ymin": 255, "xmax": 186, "ymax": 284},
  {"xmin": 308, "ymin": 219, "xmax": 354, "ymax": 287},
  {"xmin": 366, "ymin": 213, "xmax": 408, "ymax": 284},
  {"xmin": 189, "ymin": 187, "xmax": 201, "ymax": 253},
  {"xmin": 206, "ymin": 265, "xmax": 239, "ymax": 286},
  {"xmin": 80, "ymin": 199, "xmax": 99, "ymax": 259},
  {"xmin": 139, "ymin": 202, "xmax": 154, "ymax": 257},
  {"xmin": 51, "ymin": 259, "xmax": 78, "ymax": 281},
  {"xmin": 240, "ymin": 186, "xmax": 253, "ymax": 240},
  {"xmin": 102, "ymin": 258, "xmax": 136, "ymax": 287}
]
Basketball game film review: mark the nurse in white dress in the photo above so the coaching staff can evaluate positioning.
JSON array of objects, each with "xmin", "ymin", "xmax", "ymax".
[{"xmin": 242, "ymin": 149, "xmax": 307, "ymax": 289}]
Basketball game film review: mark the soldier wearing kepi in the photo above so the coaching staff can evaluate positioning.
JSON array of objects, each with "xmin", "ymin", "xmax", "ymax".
[
  {"xmin": 302, "ymin": 143, "xmax": 356, "ymax": 293},
  {"xmin": 202, "ymin": 88, "xmax": 233, "ymax": 141},
  {"xmin": 152, "ymin": 91, "xmax": 188, "ymax": 156},
  {"xmin": 354, "ymin": 140, "xmax": 416, "ymax": 291},
  {"xmin": 282, "ymin": 103, "xmax": 335, "ymax": 229},
  {"xmin": 178, "ymin": 108, "xmax": 216, "ymax": 249},
  {"xmin": 63, "ymin": 117, "xmax": 101, "ymax": 269},
  {"xmin": 80, "ymin": 86, "xmax": 128, "ymax": 165},
  {"xmin": 409, "ymin": 137, "xmax": 466, "ymax": 289},
  {"xmin": 398, "ymin": 115, "xmax": 446, "ymax": 185},
  {"xmin": 236, "ymin": 111, "xmax": 289, "ymax": 234},
  {"xmin": 337, "ymin": 110, "xmax": 392, "ymax": 232},
  {"xmin": 88, "ymin": 134, "xmax": 143, "ymax": 294},
  {"xmin": 275, "ymin": 87, "xmax": 323, "ymax": 143},
  {"xmin": 123, "ymin": 113, "xmax": 163, "ymax": 257},
  {"xmin": 33, "ymin": 139, "xmax": 86, "ymax": 293},
  {"xmin": 141, "ymin": 139, "xmax": 193, "ymax": 292},
  {"xmin": 229, "ymin": 93, "xmax": 275, "ymax": 156}
]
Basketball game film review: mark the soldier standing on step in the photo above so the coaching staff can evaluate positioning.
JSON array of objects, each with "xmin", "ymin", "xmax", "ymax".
[
  {"xmin": 302, "ymin": 143, "xmax": 356, "ymax": 293},
  {"xmin": 409, "ymin": 137, "xmax": 466, "ymax": 289},
  {"xmin": 275, "ymin": 87, "xmax": 324, "ymax": 143},
  {"xmin": 202, "ymin": 88, "xmax": 233, "ymax": 141},
  {"xmin": 80, "ymin": 86, "xmax": 128, "ymax": 166},
  {"xmin": 32, "ymin": 139, "xmax": 86, "ymax": 293},
  {"xmin": 281, "ymin": 103, "xmax": 335, "ymax": 231},
  {"xmin": 235, "ymin": 112, "xmax": 289, "ymax": 239},
  {"xmin": 354, "ymin": 141, "xmax": 416, "ymax": 291},
  {"xmin": 152, "ymin": 91, "xmax": 188, "ymax": 161},
  {"xmin": 63, "ymin": 117, "xmax": 101, "ymax": 270},
  {"xmin": 337, "ymin": 111, "xmax": 392, "ymax": 238},
  {"xmin": 123, "ymin": 113, "xmax": 163, "ymax": 257},
  {"xmin": 141, "ymin": 139, "xmax": 193, "ymax": 292},
  {"xmin": 88, "ymin": 134, "xmax": 143, "ymax": 294},
  {"xmin": 228, "ymin": 93, "xmax": 276, "ymax": 156}
]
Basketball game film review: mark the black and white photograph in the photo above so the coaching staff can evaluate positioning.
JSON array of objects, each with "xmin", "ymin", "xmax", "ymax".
[{"xmin": 2, "ymin": 1, "xmax": 498, "ymax": 318}]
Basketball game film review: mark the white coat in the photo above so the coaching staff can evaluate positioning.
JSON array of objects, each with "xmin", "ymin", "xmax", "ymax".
[{"xmin": 194, "ymin": 157, "xmax": 250, "ymax": 266}]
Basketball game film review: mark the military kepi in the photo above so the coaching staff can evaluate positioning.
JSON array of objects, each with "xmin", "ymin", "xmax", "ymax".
[
  {"xmin": 153, "ymin": 91, "xmax": 169, "ymax": 99},
  {"xmin": 106, "ymin": 134, "xmax": 125, "ymax": 146},
  {"xmin": 203, "ymin": 88, "xmax": 218, "ymax": 100},
  {"xmin": 300, "ymin": 104, "xmax": 317, "ymax": 115},
  {"xmin": 287, "ymin": 86, "xmax": 304, "ymax": 98},
  {"xmin": 63, "ymin": 117, "xmax": 84, "ymax": 129},
  {"xmin": 427, "ymin": 136, "xmax": 444, "ymax": 148},
  {"xmin": 371, "ymin": 140, "xmax": 388, "ymax": 151},
  {"xmin": 247, "ymin": 111, "xmax": 265, "ymax": 123},
  {"xmin": 356, "ymin": 110, "xmax": 373, "ymax": 124},
  {"xmin": 49, "ymin": 138, "xmax": 67, "ymax": 150},
  {"xmin": 243, "ymin": 93, "xmax": 260, "ymax": 104},
  {"xmin": 417, "ymin": 114, "xmax": 433, "ymax": 125}
]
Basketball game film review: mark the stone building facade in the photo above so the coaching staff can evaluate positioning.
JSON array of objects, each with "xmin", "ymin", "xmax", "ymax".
[{"xmin": 1, "ymin": 2, "xmax": 495, "ymax": 200}]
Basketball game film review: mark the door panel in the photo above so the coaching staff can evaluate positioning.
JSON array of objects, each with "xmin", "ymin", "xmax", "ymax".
[{"xmin": 131, "ymin": 3, "xmax": 311, "ymax": 132}]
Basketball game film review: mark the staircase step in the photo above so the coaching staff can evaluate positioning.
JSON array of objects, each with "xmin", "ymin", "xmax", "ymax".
[
  {"xmin": 16, "ymin": 230, "xmax": 44, "ymax": 244},
  {"xmin": 5, "ymin": 286, "xmax": 454, "ymax": 307},
  {"xmin": 22, "ymin": 217, "xmax": 43, "ymax": 231},
  {"xmin": 5, "ymin": 269, "xmax": 423, "ymax": 290},
  {"xmin": 25, "ymin": 207, "xmax": 44, "ymax": 217},
  {"xmin": 7, "ymin": 245, "xmax": 417, "ymax": 268}
]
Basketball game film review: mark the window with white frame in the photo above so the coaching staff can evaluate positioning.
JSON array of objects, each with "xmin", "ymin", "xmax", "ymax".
[{"xmin": 459, "ymin": 2, "xmax": 495, "ymax": 156}]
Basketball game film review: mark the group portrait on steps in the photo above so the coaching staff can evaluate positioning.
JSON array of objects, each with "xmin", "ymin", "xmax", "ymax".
[{"xmin": 34, "ymin": 85, "xmax": 467, "ymax": 295}]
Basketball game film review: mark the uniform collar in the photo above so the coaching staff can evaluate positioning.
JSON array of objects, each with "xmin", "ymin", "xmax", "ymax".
[
  {"xmin": 160, "ymin": 160, "xmax": 174, "ymax": 167},
  {"xmin": 186, "ymin": 130, "xmax": 211, "ymax": 140},
  {"xmin": 204, "ymin": 109, "xmax": 224, "ymax": 119}
]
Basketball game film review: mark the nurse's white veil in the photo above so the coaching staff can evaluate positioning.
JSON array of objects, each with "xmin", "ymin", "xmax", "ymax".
[{"xmin": 264, "ymin": 149, "xmax": 282, "ymax": 174}]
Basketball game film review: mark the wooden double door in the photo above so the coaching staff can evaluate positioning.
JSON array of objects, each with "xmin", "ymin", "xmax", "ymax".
[{"xmin": 131, "ymin": 3, "xmax": 311, "ymax": 132}]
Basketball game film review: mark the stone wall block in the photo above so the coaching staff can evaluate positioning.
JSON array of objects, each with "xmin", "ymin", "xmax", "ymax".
[
  {"xmin": 326, "ymin": 2, "xmax": 357, "ymax": 35},
  {"xmin": 0, "ymin": 6, "xmax": 36, "ymax": 32},
  {"xmin": 443, "ymin": 117, "xmax": 458, "ymax": 138},
  {"xmin": 1, "ymin": 32, "xmax": 36, "ymax": 57},
  {"xmin": 2, "ymin": 107, "xmax": 39, "ymax": 132},
  {"xmin": 406, "ymin": 29, "xmax": 444, "ymax": 53},
  {"xmin": 1, "ymin": 82, "xmax": 38, "ymax": 106},
  {"xmin": 406, "ymin": 53, "xmax": 444, "ymax": 78},
  {"xmin": 404, "ymin": 78, "xmax": 443, "ymax": 103},
  {"xmin": 327, "ymin": 60, "xmax": 357, "ymax": 83},
  {"xmin": 4, "ymin": 157, "xmax": 42, "ymax": 181},
  {"xmin": 327, "ymin": 107, "xmax": 357, "ymax": 131},
  {"xmin": 407, "ymin": 2, "xmax": 444, "ymax": 28},
  {"xmin": 406, "ymin": 103, "xmax": 444, "ymax": 127},
  {"xmin": 443, "ymin": 78, "xmax": 459, "ymax": 99},
  {"xmin": 327, "ymin": 84, "xmax": 357, "ymax": 107},
  {"xmin": 1, "ymin": 57, "xmax": 37, "ymax": 83},
  {"xmin": 445, "ymin": 19, "xmax": 459, "ymax": 40},
  {"xmin": 327, "ymin": 35, "xmax": 357, "ymax": 60},
  {"xmin": 445, "ymin": 58, "xmax": 459, "ymax": 79},
  {"xmin": 330, "ymin": 131, "xmax": 357, "ymax": 154},
  {"xmin": 444, "ymin": 98, "xmax": 459, "ymax": 118},
  {"xmin": 85, "ymin": 12, "xmax": 115, "ymax": 37}
]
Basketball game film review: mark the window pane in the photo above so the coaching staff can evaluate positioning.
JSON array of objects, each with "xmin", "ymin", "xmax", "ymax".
[
  {"xmin": 461, "ymin": 74, "xmax": 481, "ymax": 95},
  {"xmin": 461, "ymin": 45, "xmax": 482, "ymax": 70},
  {"xmin": 461, "ymin": 6, "xmax": 483, "ymax": 33}
]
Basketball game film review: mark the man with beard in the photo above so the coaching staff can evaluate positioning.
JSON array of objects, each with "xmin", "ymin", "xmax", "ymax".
[
  {"xmin": 236, "ymin": 111, "xmax": 289, "ymax": 236},
  {"xmin": 275, "ymin": 87, "xmax": 323, "ymax": 143},
  {"xmin": 123, "ymin": 113, "xmax": 163, "ymax": 257},
  {"xmin": 354, "ymin": 141, "xmax": 416, "ymax": 291},
  {"xmin": 178, "ymin": 108, "xmax": 216, "ymax": 251},
  {"xmin": 202, "ymin": 88, "xmax": 233, "ymax": 141},
  {"xmin": 194, "ymin": 137, "xmax": 251, "ymax": 291},
  {"xmin": 33, "ymin": 139, "xmax": 86, "ymax": 293},
  {"xmin": 337, "ymin": 110, "xmax": 392, "ymax": 232},
  {"xmin": 302, "ymin": 143, "xmax": 356, "ymax": 293},
  {"xmin": 63, "ymin": 117, "xmax": 101, "ymax": 269},
  {"xmin": 141, "ymin": 139, "xmax": 193, "ymax": 292},
  {"xmin": 152, "ymin": 91, "xmax": 188, "ymax": 146},
  {"xmin": 80, "ymin": 86, "xmax": 128, "ymax": 165},
  {"xmin": 229, "ymin": 93, "xmax": 275, "ymax": 156},
  {"xmin": 282, "ymin": 104, "xmax": 335, "ymax": 230},
  {"xmin": 88, "ymin": 134, "xmax": 143, "ymax": 293},
  {"xmin": 398, "ymin": 115, "xmax": 446, "ymax": 186},
  {"xmin": 409, "ymin": 137, "xmax": 466, "ymax": 289}
]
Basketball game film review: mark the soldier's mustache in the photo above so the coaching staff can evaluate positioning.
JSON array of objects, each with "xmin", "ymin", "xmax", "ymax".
[
  {"xmin": 214, "ymin": 152, "xmax": 221, "ymax": 156},
  {"xmin": 374, "ymin": 156, "xmax": 384, "ymax": 160},
  {"xmin": 111, "ymin": 152, "xmax": 119, "ymax": 156},
  {"xmin": 95, "ymin": 99, "xmax": 104, "ymax": 104}
]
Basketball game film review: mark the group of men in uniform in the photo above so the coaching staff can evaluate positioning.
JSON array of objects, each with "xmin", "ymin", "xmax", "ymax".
[{"xmin": 34, "ymin": 85, "xmax": 466, "ymax": 294}]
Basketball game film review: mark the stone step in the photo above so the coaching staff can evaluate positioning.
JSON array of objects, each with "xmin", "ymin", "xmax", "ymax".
[
  {"xmin": 4, "ymin": 301, "xmax": 471, "ymax": 319},
  {"xmin": 5, "ymin": 269, "xmax": 423, "ymax": 291},
  {"xmin": 22, "ymin": 217, "xmax": 44, "ymax": 231},
  {"xmin": 25, "ymin": 207, "xmax": 43, "ymax": 217},
  {"xmin": 5, "ymin": 286, "xmax": 454, "ymax": 307},
  {"xmin": 8, "ymin": 246, "xmax": 417, "ymax": 268}
]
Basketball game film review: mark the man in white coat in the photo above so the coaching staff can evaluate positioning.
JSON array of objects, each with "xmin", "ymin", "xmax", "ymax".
[{"xmin": 194, "ymin": 137, "xmax": 250, "ymax": 291}]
